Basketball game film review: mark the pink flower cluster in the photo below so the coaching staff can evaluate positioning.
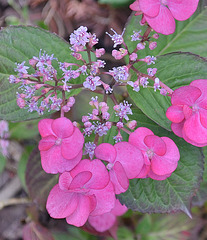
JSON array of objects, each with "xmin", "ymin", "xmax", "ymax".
[
  {"xmin": 130, "ymin": 0, "xmax": 199, "ymax": 35},
  {"xmin": 38, "ymin": 117, "xmax": 180, "ymax": 232},
  {"xmin": 166, "ymin": 79, "xmax": 207, "ymax": 147}
]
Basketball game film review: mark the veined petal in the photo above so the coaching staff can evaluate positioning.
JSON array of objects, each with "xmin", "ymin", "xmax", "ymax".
[
  {"xmin": 52, "ymin": 117, "xmax": 74, "ymax": 138},
  {"xmin": 144, "ymin": 5, "xmax": 175, "ymax": 35},
  {"xmin": 166, "ymin": 105, "xmax": 184, "ymax": 123},
  {"xmin": 61, "ymin": 127, "xmax": 84, "ymax": 160},
  {"xmin": 69, "ymin": 171, "xmax": 92, "ymax": 190},
  {"xmin": 144, "ymin": 135, "xmax": 166, "ymax": 156},
  {"xmin": 46, "ymin": 184, "xmax": 78, "ymax": 219},
  {"xmin": 66, "ymin": 195, "xmax": 96, "ymax": 227},
  {"xmin": 94, "ymin": 143, "xmax": 117, "ymax": 163},
  {"xmin": 171, "ymin": 121, "xmax": 184, "ymax": 138},
  {"xmin": 38, "ymin": 119, "xmax": 54, "ymax": 137},
  {"xmin": 139, "ymin": 0, "xmax": 160, "ymax": 17},
  {"xmin": 114, "ymin": 142, "xmax": 144, "ymax": 178},
  {"xmin": 148, "ymin": 170, "xmax": 171, "ymax": 180},
  {"xmin": 38, "ymin": 135, "xmax": 56, "ymax": 151},
  {"xmin": 168, "ymin": 0, "xmax": 199, "ymax": 21}
]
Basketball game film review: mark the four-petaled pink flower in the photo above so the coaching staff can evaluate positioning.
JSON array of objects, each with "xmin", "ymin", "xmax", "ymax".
[
  {"xmin": 95, "ymin": 142, "xmax": 144, "ymax": 194},
  {"xmin": 129, "ymin": 127, "xmax": 180, "ymax": 180},
  {"xmin": 130, "ymin": 0, "xmax": 199, "ymax": 35},
  {"xmin": 46, "ymin": 159, "xmax": 116, "ymax": 227},
  {"xmin": 166, "ymin": 79, "xmax": 207, "ymax": 147},
  {"xmin": 38, "ymin": 117, "xmax": 84, "ymax": 174}
]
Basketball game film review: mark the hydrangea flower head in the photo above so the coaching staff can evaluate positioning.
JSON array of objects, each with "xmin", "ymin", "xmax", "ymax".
[
  {"xmin": 130, "ymin": 0, "xmax": 199, "ymax": 35},
  {"xmin": 95, "ymin": 142, "xmax": 144, "ymax": 194},
  {"xmin": 38, "ymin": 117, "xmax": 84, "ymax": 173},
  {"xmin": 129, "ymin": 127, "xmax": 180, "ymax": 180},
  {"xmin": 166, "ymin": 79, "xmax": 207, "ymax": 147},
  {"xmin": 46, "ymin": 159, "xmax": 115, "ymax": 227}
]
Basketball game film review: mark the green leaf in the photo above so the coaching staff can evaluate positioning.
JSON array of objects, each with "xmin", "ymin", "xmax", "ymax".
[
  {"xmin": 192, "ymin": 146, "xmax": 207, "ymax": 206},
  {"xmin": 25, "ymin": 148, "xmax": 58, "ymax": 207},
  {"xmin": 0, "ymin": 152, "xmax": 6, "ymax": 173},
  {"xmin": 125, "ymin": 2, "xmax": 207, "ymax": 58},
  {"xmin": 9, "ymin": 119, "xmax": 39, "ymax": 140},
  {"xmin": 98, "ymin": 0, "xmax": 134, "ymax": 7},
  {"xmin": 128, "ymin": 52, "xmax": 207, "ymax": 130},
  {"xmin": 136, "ymin": 214, "xmax": 196, "ymax": 240},
  {"xmin": 17, "ymin": 145, "xmax": 34, "ymax": 191},
  {"xmin": 118, "ymin": 109, "xmax": 204, "ymax": 215},
  {"xmin": 0, "ymin": 26, "xmax": 82, "ymax": 122}
]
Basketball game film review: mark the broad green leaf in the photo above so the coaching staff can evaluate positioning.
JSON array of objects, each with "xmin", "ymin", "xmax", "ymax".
[
  {"xmin": 128, "ymin": 53, "xmax": 207, "ymax": 130},
  {"xmin": 136, "ymin": 214, "xmax": 196, "ymax": 240},
  {"xmin": 0, "ymin": 26, "xmax": 82, "ymax": 122},
  {"xmin": 25, "ymin": 148, "xmax": 58, "ymax": 207},
  {"xmin": 192, "ymin": 146, "xmax": 207, "ymax": 206},
  {"xmin": 118, "ymin": 109, "xmax": 204, "ymax": 215},
  {"xmin": 125, "ymin": 1, "xmax": 207, "ymax": 58},
  {"xmin": 98, "ymin": 0, "xmax": 134, "ymax": 7}
]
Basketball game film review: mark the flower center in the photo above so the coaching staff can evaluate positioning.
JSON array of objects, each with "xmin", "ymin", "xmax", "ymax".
[
  {"xmin": 160, "ymin": 0, "xmax": 168, "ymax": 5},
  {"xmin": 146, "ymin": 149, "xmax": 154, "ymax": 160},
  {"xmin": 106, "ymin": 163, "xmax": 114, "ymax": 171},
  {"xmin": 55, "ymin": 137, "xmax": 62, "ymax": 145},
  {"xmin": 192, "ymin": 104, "xmax": 199, "ymax": 112}
]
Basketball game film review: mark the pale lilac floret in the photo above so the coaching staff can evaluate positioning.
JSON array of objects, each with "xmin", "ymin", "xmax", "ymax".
[
  {"xmin": 154, "ymin": 77, "xmax": 160, "ymax": 91},
  {"xmin": 149, "ymin": 41, "xmax": 157, "ymax": 50},
  {"xmin": 84, "ymin": 142, "xmax": 96, "ymax": 160},
  {"xmin": 15, "ymin": 61, "xmax": 29, "ymax": 76},
  {"xmin": 46, "ymin": 159, "xmax": 116, "ymax": 227},
  {"xmin": 114, "ymin": 101, "xmax": 132, "ymax": 121},
  {"xmin": 88, "ymin": 199, "xmax": 127, "ymax": 233},
  {"xmin": 129, "ymin": 53, "xmax": 138, "ymax": 61},
  {"xmin": 166, "ymin": 79, "xmax": 207, "ymax": 147},
  {"xmin": 38, "ymin": 117, "xmax": 84, "ymax": 174},
  {"xmin": 140, "ymin": 77, "xmax": 149, "ymax": 88},
  {"xmin": 147, "ymin": 68, "xmax": 157, "ymax": 77},
  {"xmin": 94, "ymin": 122, "xmax": 109, "ymax": 137},
  {"xmin": 95, "ymin": 142, "xmax": 144, "ymax": 194},
  {"xmin": 129, "ymin": 127, "xmax": 180, "ymax": 180},
  {"xmin": 70, "ymin": 26, "xmax": 90, "ymax": 48},
  {"xmin": 131, "ymin": 30, "xmax": 142, "ymax": 41},
  {"xmin": 109, "ymin": 66, "xmax": 129, "ymax": 82},
  {"xmin": 83, "ymin": 76, "xmax": 102, "ymax": 91},
  {"xmin": 127, "ymin": 80, "xmax": 140, "ymax": 92},
  {"xmin": 106, "ymin": 28, "xmax": 125, "ymax": 48},
  {"xmin": 130, "ymin": 0, "xmax": 199, "ymax": 35}
]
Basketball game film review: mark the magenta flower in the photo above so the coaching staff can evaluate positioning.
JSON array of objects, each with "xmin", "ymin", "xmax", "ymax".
[
  {"xmin": 88, "ymin": 199, "xmax": 127, "ymax": 233},
  {"xmin": 46, "ymin": 159, "xmax": 116, "ymax": 227},
  {"xmin": 128, "ymin": 127, "xmax": 180, "ymax": 180},
  {"xmin": 166, "ymin": 79, "xmax": 207, "ymax": 147},
  {"xmin": 95, "ymin": 142, "xmax": 144, "ymax": 194},
  {"xmin": 130, "ymin": 0, "xmax": 199, "ymax": 35},
  {"xmin": 38, "ymin": 117, "xmax": 84, "ymax": 174}
]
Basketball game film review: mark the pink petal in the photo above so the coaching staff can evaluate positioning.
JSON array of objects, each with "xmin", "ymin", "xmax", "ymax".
[
  {"xmin": 139, "ymin": 0, "xmax": 160, "ymax": 17},
  {"xmin": 70, "ymin": 171, "xmax": 92, "ymax": 190},
  {"xmin": 151, "ymin": 137, "xmax": 180, "ymax": 175},
  {"xmin": 190, "ymin": 79, "xmax": 207, "ymax": 96},
  {"xmin": 38, "ymin": 119, "xmax": 54, "ymax": 137},
  {"xmin": 59, "ymin": 172, "xmax": 73, "ymax": 191},
  {"xmin": 144, "ymin": 135, "xmax": 166, "ymax": 156},
  {"xmin": 46, "ymin": 184, "xmax": 78, "ymax": 218},
  {"xmin": 52, "ymin": 117, "xmax": 74, "ymax": 138},
  {"xmin": 61, "ymin": 127, "xmax": 84, "ymax": 160},
  {"xmin": 171, "ymin": 121, "xmax": 184, "ymax": 138},
  {"xmin": 171, "ymin": 86, "xmax": 201, "ymax": 106},
  {"xmin": 90, "ymin": 181, "xmax": 116, "ymax": 216},
  {"xmin": 40, "ymin": 146, "xmax": 82, "ymax": 174},
  {"xmin": 200, "ymin": 108, "xmax": 207, "ymax": 129},
  {"xmin": 144, "ymin": 5, "xmax": 175, "ymax": 35},
  {"xmin": 94, "ymin": 143, "xmax": 117, "ymax": 163},
  {"xmin": 70, "ymin": 159, "xmax": 110, "ymax": 190},
  {"xmin": 66, "ymin": 195, "xmax": 96, "ymax": 227},
  {"xmin": 168, "ymin": 0, "xmax": 199, "ymax": 21},
  {"xmin": 110, "ymin": 162, "xmax": 129, "ymax": 194},
  {"xmin": 129, "ymin": 127, "xmax": 154, "ymax": 151},
  {"xmin": 148, "ymin": 170, "xmax": 171, "ymax": 180},
  {"xmin": 111, "ymin": 199, "xmax": 127, "ymax": 216},
  {"xmin": 184, "ymin": 113, "xmax": 207, "ymax": 145},
  {"xmin": 166, "ymin": 105, "xmax": 184, "ymax": 123},
  {"xmin": 114, "ymin": 142, "xmax": 144, "ymax": 178},
  {"xmin": 88, "ymin": 213, "xmax": 116, "ymax": 232},
  {"xmin": 130, "ymin": 0, "xmax": 141, "ymax": 11},
  {"xmin": 183, "ymin": 105, "xmax": 193, "ymax": 120},
  {"xmin": 38, "ymin": 135, "xmax": 56, "ymax": 151},
  {"xmin": 136, "ymin": 164, "xmax": 150, "ymax": 178}
]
